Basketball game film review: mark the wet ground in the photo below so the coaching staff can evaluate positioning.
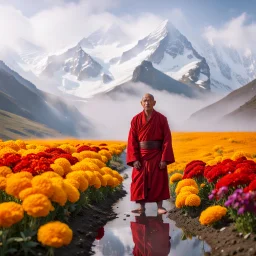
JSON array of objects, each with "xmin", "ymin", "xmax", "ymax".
[{"xmin": 92, "ymin": 168, "xmax": 211, "ymax": 256}]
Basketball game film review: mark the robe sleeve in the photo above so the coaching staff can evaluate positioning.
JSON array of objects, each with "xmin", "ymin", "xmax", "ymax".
[
  {"xmin": 126, "ymin": 118, "xmax": 140, "ymax": 167},
  {"xmin": 161, "ymin": 117, "xmax": 175, "ymax": 164}
]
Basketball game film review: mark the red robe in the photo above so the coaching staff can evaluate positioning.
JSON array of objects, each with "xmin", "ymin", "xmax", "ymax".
[
  {"xmin": 131, "ymin": 215, "xmax": 171, "ymax": 256},
  {"xmin": 126, "ymin": 109, "xmax": 175, "ymax": 202}
]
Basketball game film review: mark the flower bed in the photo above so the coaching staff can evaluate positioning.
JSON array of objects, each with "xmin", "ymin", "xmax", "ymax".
[
  {"xmin": 169, "ymin": 142, "xmax": 256, "ymax": 235},
  {"xmin": 0, "ymin": 139, "xmax": 126, "ymax": 255}
]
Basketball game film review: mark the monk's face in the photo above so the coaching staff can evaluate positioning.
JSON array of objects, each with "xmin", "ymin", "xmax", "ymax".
[{"xmin": 141, "ymin": 95, "xmax": 156, "ymax": 111}]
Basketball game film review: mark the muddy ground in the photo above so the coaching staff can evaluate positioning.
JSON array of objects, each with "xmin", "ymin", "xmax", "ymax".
[
  {"xmin": 55, "ymin": 188, "xmax": 127, "ymax": 256},
  {"xmin": 168, "ymin": 208, "xmax": 256, "ymax": 256}
]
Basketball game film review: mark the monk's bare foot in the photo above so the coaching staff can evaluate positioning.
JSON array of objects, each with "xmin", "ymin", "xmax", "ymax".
[
  {"xmin": 157, "ymin": 207, "xmax": 167, "ymax": 214},
  {"xmin": 131, "ymin": 208, "xmax": 145, "ymax": 214}
]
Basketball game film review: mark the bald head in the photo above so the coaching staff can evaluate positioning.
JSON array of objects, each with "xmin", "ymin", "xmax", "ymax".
[
  {"xmin": 141, "ymin": 93, "xmax": 156, "ymax": 112},
  {"xmin": 142, "ymin": 93, "xmax": 154, "ymax": 101}
]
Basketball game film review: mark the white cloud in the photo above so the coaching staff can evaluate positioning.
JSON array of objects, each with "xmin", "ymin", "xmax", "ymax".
[
  {"xmin": 203, "ymin": 13, "xmax": 256, "ymax": 50},
  {"xmin": 77, "ymin": 82, "xmax": 220, "ymax": 140},
  {"xmin": 0, "ymin": 5, "xmax": 33, "ymax": 50}
]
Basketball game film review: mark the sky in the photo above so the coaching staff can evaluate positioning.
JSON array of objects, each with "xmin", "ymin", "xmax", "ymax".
[{"xmin": 0, "ymin": 0, "xmax": 256, "ymax": 51}]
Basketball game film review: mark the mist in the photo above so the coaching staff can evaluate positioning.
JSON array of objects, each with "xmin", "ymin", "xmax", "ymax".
[{"xmin": 75, "ymin": 82, "xmax": 222, "ymax": 140}]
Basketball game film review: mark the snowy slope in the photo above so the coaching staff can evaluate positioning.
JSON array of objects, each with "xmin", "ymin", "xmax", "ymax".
[{"xmin": 198, "ymin": 41, "xmax": 256, "ymax": 93}]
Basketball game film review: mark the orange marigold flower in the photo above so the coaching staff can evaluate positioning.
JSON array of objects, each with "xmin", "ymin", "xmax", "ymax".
[
  {"xmin": 175, "ymin": 192, "xmax": 192, "ymax": 208},
  {"xmin": 22, "ymin": 194, "xmax": 54, "ymax": 217},
  {"xmin": 50, "ymin": 184, "xmax": 68, "ymax": 206},
  {"xmin": 0, "ymin": 202, "xmax": 24, "ymax": 227},
  {"xmin": 54, "ymin": 158, "xmax": 72, "ymax": 175},
  {"xmin": 66, "ymin": 172, "xmax": 88, "ymax": 192},
  {"xmin": 6, "ymin": 177, "xmax": 32, "ymax": 198},
  {"xmin": 32, "ymin": 176, "xmax": 54, "ymax": 198},
  {"xmin": 63, "ymin": 181, "xmax": 80, "ymax": 203},
  {"xmin": 199, "ymin": 205, "xmax": 227, "ymax": 225},
  {"xmin": 0, "ymin": 166, "xmax": 12, "ymax": 177},
  {"xmin": 50, "ymin": 164, "xmax": 64, "ymax": 177},
  {"xmin": 170, "ymin": 173, "xmax": 183, "ymax": 183},
  {"xmin": 185, "ymin": 194, "xmax": 201, "ymax": 207},
  {"xmin": 93, "ymin": 177, "xmax": 101, "ymax": 189},
  {"xmin": 64, "ymin": 179, "xmax": 80, "ymax": 189},
  {"xmin": 103, "ymin": 174, "xmax": 114, "ymax": 186},
  {"xmin": 180, "ymin": 186, "xmax": 199, "ymax": 195},
  {"xmin": 37, "ymin": 221, "xmax": 73, "ymax": 248},
  {"xmin": 175, "ymin": 179, "xmax": 198, "ymax": 194},
  {"xmin": 19, "ymin": 187, "xmax": 42, "ymax": 201},
  {"xmin": 0, "ymin": 177, "xmax": 7, "ymax": 190},
  {"xmin": 41, "ymin": 171, "xmax": 61, "ymax": 179}
]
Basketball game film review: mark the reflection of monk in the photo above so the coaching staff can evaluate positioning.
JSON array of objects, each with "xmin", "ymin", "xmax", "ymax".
[{"xmin": 131, "ymin": 214, "xmax": 171, "ymax": 256}]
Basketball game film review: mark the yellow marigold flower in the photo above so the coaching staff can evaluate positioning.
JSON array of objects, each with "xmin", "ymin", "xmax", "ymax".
[
  {"xmin": 0, "ymin": 177, "xmax": 6, "ymax": 190},
  {"xmin": 101, "ymin": 156, "xmax": 108, "ymax": 163},
  {"xmin": 93, "ymin": 177, "xmax": 101, "ymax": 189},
  {"xmin": 200, "ymin": 183, "xmax": 206, "ymax": 188},
  {"xmin": 232, "ymin": 151, "xmax": 251, "ymax": 160},
  {"xmin": 50, "ymin": 184, "xmax": 67, "ymax": 206},
  {"xmin": 51, "ymin": 177, "xmax": 64, "ymax": 186},
  {"xmin": 180, "ymin": 186, "xmax": 199, "ymax": 195},
  {"xmin": 26, "ymin": 144, "xmax": 37, "ymax": 149},
  {"xmin": 185, "ymin": 194, "xmax": 201, "ymax": 207},
  {"xmin": 19, "ymin": 187, "xmax": 42, "ymax": 201},
  {"xmin": 50, "ymin": 164, "xmax": 64, "ymax": 177},
  {"xmin": 63, "ymin": 181, "xmax": 80, "ymax": 203},
  {"xmin": 0, "ymin": 147, "xmax": 17, "ymax": 158},
  {"xmin": 15, "ymin": 140, "xmax": 26, "ymax": 149},
  {"xmin": 41, "ymin": 171, "xmax": 61, "ymax": 179},
  {"xmin": 0, "ymin": 166, "xmax": 12, "ymax": 177},
  {"xmin": 66, "ymin": 172, "xmax": 88, "ymax": 192},
  {"xmin": 80, "ymin": 151, "xmax": 102, "ymax": 160},
  {"xmin": 3, "ymin": 141, "xmax": 20, "ymax": 151},
  {"xmin": 175, "ymin": 179, "xmax": 198, "ymax": 195},
  {"xmin": 65, "ymin": 179, "xmax": 80, "ymax": 189},
  {"xmin": 175, "ymin": 192, "xmax": 192, "ymax": 208},
  {"xmin": 199, "ymin": 205, "xmax": 227, "ymax": 225},
  {"xmin": 103, "ymin": 174, "xmax": 114, "ymax": 186},
  {"xmin": 112, "ymin": 177, "xmax": 120, "ymax": 187},
  {"xmin": 22, "ymin": 194, "xmax": 54, "ymax": 217},
  {"xmin": 84, "ymin": 171, "xmax": 96, "ymax": 185},
  {"xmin": 37, "ymin": 221, "xmax": 73, "ymax": 248},
  {"xmin": 170, "ymin": 173, "xmax": 183, "ymax": 183},
  {"xmin": 54, "ymin": 158, "xmax": 72, "ymax": 175},
  {"xmin": 83, "ymin": 158, "xmax": 105, "ymax": 169},
  {"xmin": 11, "ymin": 172, "xmax": 33, "ymax": 180},
  {"xmin": 71, "ymin": 153, "xmax": 83, "ymax": 161},
  {"xmin": 0, "ymin": 202, "xmax": 24, "ymax": 227},
  {"xmin": 101, "ymin": 167, "xmax": 114, "ymax": 175},
  {"xmin": 32, "ymin": 176, "xmax": 54, "ymax": 198},
  {"xmin": 94, "ymin": 172, "xmax": 107, "ymax": 187},
  {"xmin": 58, "ymin": 144, "xmax": 72, "ymax": 154},
  {"xmin": 6, "ymin": 177, "xmax": 32, "ymax": 198}
]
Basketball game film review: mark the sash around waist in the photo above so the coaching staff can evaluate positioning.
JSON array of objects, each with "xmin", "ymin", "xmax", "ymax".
[{"xmin": 139, "ymin": 140, "xmax": 163, "ymax": 149}]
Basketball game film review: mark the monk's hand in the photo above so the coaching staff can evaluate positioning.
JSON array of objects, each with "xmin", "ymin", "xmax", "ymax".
[
  {"xmin": 133, "ymin": 160, "xmax": 141, "ymax": 170},
  {"xmin": 159, "ymin": 161, "xmax": 167, "ymax": 169}
]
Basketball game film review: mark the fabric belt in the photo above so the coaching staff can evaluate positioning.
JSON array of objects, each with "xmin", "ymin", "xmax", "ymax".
[{"xmin": 139, "ymin": 140, "xmax": 163, "ymax": 149}]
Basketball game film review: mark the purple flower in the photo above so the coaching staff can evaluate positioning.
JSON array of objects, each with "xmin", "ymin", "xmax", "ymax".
[
  {"xmin": 238, "ymin": 207, "xmax": 245, "ymax": 215},
  {"xmin": 217, "ymin": 186, "xmax": 228, "ymax": 198}
]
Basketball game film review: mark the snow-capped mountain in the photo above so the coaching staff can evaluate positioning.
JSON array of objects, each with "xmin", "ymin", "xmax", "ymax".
[
  {"xmin": 41, "ymin": 45, "xmax": 111, "ymax": 82},
  {"xmin": 80, "ymin": 24, "xmax": 131, "ymax": 48},
  {"xmin": 2, "ymin": 19, "xmax": 256, "ymax": 99},
  {"xmin": 198, "ymin": 41, "xmax": 256, "ymax": 93},
  {"xmin": 118, "ymin": 20, "xmax": 211, "ymax": 91}
]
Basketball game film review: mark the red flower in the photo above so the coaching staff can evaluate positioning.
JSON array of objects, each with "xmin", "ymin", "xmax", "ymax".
[
  {"xmin": 0, "ymin": 153, "xmax": 21, "ymax": 167},
  {"xmin": 100, "ymin": 147, "xmax": 109, "ymax": 151},
  {"xmin": 99, "ymin": 143, "xmax": 107, "ymax": 146},
  {"xmin": 216, "ymin": 172, "xmax": 256, "ymax": 189},
  {"xmin": 77, "ymin": 145, "xmax": 91, "ymax": 153},
  {"xmin": 95, "ymin": 227, "xmax": 104, "ymax": 240},
  {"xmin": 52, "ymin": 154, "xmax": 78, "ymax": 165},
  {"xmin": 183, "ymin": 160, "xmax": 206, "ymax": 179},
  {"xmin": 45, "ymin": 148, "xmax": 67, "ymax": 155}
]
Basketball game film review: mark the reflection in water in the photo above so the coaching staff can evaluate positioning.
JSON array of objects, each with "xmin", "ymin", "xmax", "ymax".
[{"xmin": 131, "ymin": 213, "xmax": 171, "ymax": 256}]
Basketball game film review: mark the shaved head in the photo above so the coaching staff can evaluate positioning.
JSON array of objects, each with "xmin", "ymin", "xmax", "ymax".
[{"xmin": 142, "ymin": 93, "xmax": 154, "ymax": 101}]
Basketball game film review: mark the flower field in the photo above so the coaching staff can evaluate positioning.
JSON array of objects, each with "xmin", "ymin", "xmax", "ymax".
[
  {"xmin": 169, "ymin": 132, "xmax": 256, "ymax": 235},
  {"xmin": 0, "ymin": 138, "xmax": 126, "ymax": 255}
]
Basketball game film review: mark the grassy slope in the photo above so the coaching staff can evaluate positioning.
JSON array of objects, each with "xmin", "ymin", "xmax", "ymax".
[{"xmin": 0, "ymin": 109, "xmax": 62, "ymax": 141}]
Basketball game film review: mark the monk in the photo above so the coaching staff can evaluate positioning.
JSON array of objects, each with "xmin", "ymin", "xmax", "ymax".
[{"xmin": 126, "ymin": 93, "xmax": 175, "ymax": 214}]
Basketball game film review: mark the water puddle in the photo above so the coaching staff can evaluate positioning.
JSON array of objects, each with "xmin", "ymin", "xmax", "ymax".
[{"xmin": 92, "ymin": 168, "xmax": 211, "ymax": 255}]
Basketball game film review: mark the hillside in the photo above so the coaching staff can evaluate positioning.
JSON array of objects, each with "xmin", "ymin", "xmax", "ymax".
[
  {"xmin": 189, "ymin": 79, "xmax": 256, "ymax": 121},
  {"xmin": 0, "ymin": 109, "xmax": 61, "ymax": 140}
]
